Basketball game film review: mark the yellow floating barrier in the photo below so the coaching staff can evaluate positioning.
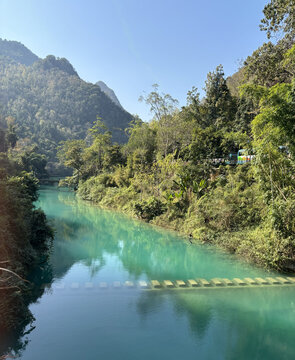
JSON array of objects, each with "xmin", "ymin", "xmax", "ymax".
[
  {"xmin": 163, "ymin": 280, "xmax": 174, "ymax": 288},
  {"xmin": 222, "ymin": 278, "xmax": 234, "ymax": 286},
  {"xmin": 265, "ymin": 277, "xmax": 280, "ymax": 285},
  {"xmin": 276, "ymin": 277, "xmax": 291, "ymax": 284},
  {"xmin": 255, "ymin": 277, "xmax": 268, "ymax": 285},
  {"xmin": 198, "ymin": 279, "xmax": 211, "ymax": 287},
  {"xmin": 175, "ymin": 280, "xmax": 186, "ymax": 287},
  {"xmin": 233, "ymin": 278, "xmax": 247, "ymax": 286},
  {"xmin": 151, "ymin": 280, "xmax": 161, "ymax": 288},
  {"xmin": 210, "ymin": 278, "xmax": 223, "ymax": 286},
  {"xmin": 142, "ymin": 276, "xmax": 295, "ymax": 291},
  {"xmin": 244, "ymin": 278, "xmax": 257, "ymax": 285},
  {"xmin": 187, "ymin": 279, "xmax": 198, "ymax": 287}
]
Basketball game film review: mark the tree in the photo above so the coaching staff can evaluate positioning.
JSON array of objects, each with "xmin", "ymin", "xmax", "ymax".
[
  {"xmin": 82, "ymin": 118, "xmax": 112, "ymax": 177},
  {"xmin": 139, "ymin": 84, "xmax": 179, "ymax": 157},
  {"xmin": 6, "ymin": 116, "xmax": 18, "ymax": 149},
  {"xmin": 125, "ymin": 117, "xmax": 156, "ymax": 166},
  {"xmin": 0, "ymin": 117, "xmax": 8, "ymax": 153},
  {"xmin": 244, "ymin": 37, "xmax": 294, "ymax": 87},
  {"xmin": 139, "ymin": 84, "xmax": 178, "ymax": 122},
  {"xmin": 57, "ymin": 139, "xmax": 85, "ymax": 187},
  {"xmin": 260, "ymin": 0, "xmax": 295, "ymax": 38},
  {"xmin": 203, "ymin": 65, "xmax": 237, "ymax": 131}
]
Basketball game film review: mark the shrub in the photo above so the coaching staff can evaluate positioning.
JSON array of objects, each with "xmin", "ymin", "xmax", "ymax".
[{"xmin": 134, "ymin": 197, "xmax": 167, "ymax": 221}]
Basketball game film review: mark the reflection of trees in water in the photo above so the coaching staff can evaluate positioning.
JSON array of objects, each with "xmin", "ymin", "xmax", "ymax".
[
  {"xmin": 172, "ymin": 292, "xmax": 212, "ymax": 339},
  {"xmin": 0, "ymin": 258, "xmax": 54, "ymax": 358},
  {"xmin": 136, "ymin": 291, "xmax": 212, "ymax": 340},
  {"xmin": 136, "ymin": 287, "xmax": 295, "ymax": 359},
  {"xmin": 2, "ymin": 190, "xmax": 294, "ymax": 357},
  {"xmin": 53, "ymin": 191, "xmax": 222, "ymax": 281}
]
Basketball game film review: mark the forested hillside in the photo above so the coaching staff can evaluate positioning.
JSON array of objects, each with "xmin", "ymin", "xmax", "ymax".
[
  {"xmin": 59, "ymin": 0, "xmax": 295, "ymax": 271},
  {"xmin": 0, "ymin": 39, "xmax": 39, "ymax": 65},
  {"xmin": 0, "ymin": 39, "xmax": 133, "ymax": 174}
]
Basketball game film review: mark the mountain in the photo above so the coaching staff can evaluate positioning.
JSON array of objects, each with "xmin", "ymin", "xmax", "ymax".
[
  {"xmin": 35, "ymin": 55, "xmax": 78, "ymax": 76},
  {"xmin": 0, "ymin": 39, "xmax": 133, "ymax": 174},
  {"xmin": 0, "ymin": 38, "xmax": 39, "ymax": 65},
  {"xmin": 96, "ymin": 80, "xmax": 123, "ymax": 109}
]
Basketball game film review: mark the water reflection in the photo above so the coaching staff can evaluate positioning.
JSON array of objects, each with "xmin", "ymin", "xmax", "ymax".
[
  {"xmin": 136, "ymin": 287, "xmax": 295, "ymax": 359},
  {"xmin": 0, "ymin": 260, "xmax": 54, "ymax": 358},
  {"xmin": 43, "ymin": 189, "xmax": 270, "ymax": 283},
  {"xmin": 2, "ymin": 187, "xmax": 293, "ymax": 360}
]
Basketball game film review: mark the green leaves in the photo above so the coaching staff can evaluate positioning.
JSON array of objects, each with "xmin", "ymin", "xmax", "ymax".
[
  {"xmin": 139, "ymin": 84, "xmax": 178, "ymax": 122},
  {"xmin": 260, "ymin": 0, "xmax": 295, "ymax": 38},
  {"xmin": 173, "ymin": 174, "xmax": 207, "ymax": 200},
  {"xmin": 57, "ymin": 139, "xmax": 86, "ymax": 172},
  {"xmin": 134, "ymin": 197, "xmax": 166, "ymax": 222}
]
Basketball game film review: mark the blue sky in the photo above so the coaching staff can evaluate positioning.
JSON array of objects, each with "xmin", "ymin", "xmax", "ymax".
[{"xmin": 0, "ymin": 0, "xmax": 269, "ymax": 121}]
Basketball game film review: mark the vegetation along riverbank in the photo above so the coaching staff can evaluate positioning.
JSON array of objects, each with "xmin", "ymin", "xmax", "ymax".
[
  {"xmin": 0, "ymin": 119, "xmax": 53, "ymax": 344},
  {"xmin": 58, "ymin": 1, "xmax": 295, "ymax": 272},
  {"xmin": 59, "ymin": 2, "xmax": 295, "ymax": 270}
]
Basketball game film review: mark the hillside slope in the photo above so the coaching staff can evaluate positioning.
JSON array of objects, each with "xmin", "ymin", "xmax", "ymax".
[
  {"xmin": 0, "ymin": 38, "xmax": 39, "ymax": 65},
  {"xmin": 97, "ymin": 80, "xmax": 123, "ymax": 109},
  {"xmin": 0, "ymin": 40, "xmax": 133, "ymax": 173}
]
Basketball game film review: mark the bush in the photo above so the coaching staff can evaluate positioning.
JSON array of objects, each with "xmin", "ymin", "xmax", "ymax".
[{"xmin": 134, "ymin": 197, "xmax": 167, "ymax": 222}]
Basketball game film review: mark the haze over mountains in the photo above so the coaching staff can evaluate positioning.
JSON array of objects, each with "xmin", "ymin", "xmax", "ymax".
[
  {"xmin": 0, "ymin": 39, "xmax": 133, "ymax": 172},
  {"xmin": 96, "ymin": 81, "xmax": 123, "ymax": 109}
]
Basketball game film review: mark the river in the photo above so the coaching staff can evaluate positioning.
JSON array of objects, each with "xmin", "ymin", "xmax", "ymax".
[{"xmin": 2, "ymin": 187, "xmax": 295, "ymax": 359}]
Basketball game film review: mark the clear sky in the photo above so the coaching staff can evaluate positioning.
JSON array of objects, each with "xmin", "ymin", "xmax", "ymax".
[{"xmin": 0, "ymin": 0, "xmax": 269, "ymax": 121}]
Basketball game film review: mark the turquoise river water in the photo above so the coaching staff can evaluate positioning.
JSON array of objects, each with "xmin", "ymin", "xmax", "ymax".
[{"xmin": 2, "ymin": 187, "xmax": 295, "ymax": 359}]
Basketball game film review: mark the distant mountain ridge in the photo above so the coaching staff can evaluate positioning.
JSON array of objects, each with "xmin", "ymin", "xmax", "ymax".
[
  {"xmin": 0, "ymin": 38, "xmax": 39, "ymax": 65},
  {"xmin": 96, "ymin": 81, "xmax": 123, "ymax": 109},
  {"xmin": 35, "ymin": 55, "xmax": 79, "ymax": 76},
  {"xmin": 0, "ymin": 39, "xmax": 133, "ymax": 174}
]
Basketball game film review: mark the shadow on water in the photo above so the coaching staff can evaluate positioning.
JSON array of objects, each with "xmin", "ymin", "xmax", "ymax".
[{"xmin": 0, "ymin": 260, "xmax": 54, "ymax": 358}]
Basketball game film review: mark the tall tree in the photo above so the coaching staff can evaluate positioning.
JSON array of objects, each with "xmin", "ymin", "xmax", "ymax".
[
  {"xmin": 260, "ymin": 0, "xmax": 295, "ymax": 38},
  {"xmin": 203, "ymin": 65, "xmax": 237, "ymax": 130},
  {"xmin": 139, "ymin": 84, "xmax": 179, "ymax": 157},
  {"xmin": 57, "ymin": 139, "xmax": 85, "ymax": 187},
  {"xmin": 244, "ymin": 37, "xmax": 294, "ymax": 87}
]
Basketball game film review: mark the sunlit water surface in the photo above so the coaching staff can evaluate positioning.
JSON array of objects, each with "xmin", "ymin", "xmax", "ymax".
[{"xmin": 5, "ymin": 187, "xmax": 295, "ymax": 359}]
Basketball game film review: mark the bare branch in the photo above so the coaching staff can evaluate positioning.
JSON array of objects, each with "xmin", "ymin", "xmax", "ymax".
[{"xmin": 0, "ymin": 267, "xmax": 30, "ymax": 283}]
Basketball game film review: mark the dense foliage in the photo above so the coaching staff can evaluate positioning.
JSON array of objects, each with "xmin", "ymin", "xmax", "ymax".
[
  {"xmin": 0, "ymin": 120, "xmax": 53, "ymax": 344},
  {"xmin": 59, "ymin": 4, "xmax": 295, "ymax": 270},
  {"xmin": 0, "ymin": 39, "xmax": 133, "ymax": 175}
]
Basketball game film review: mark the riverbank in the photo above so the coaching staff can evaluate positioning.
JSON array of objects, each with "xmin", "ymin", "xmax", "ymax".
[
  {"xmin": 75, "ymin": 163, "xmax": 294, "ymax": 272},
  {"xmin": 0, "ymin": 169, "xmax": 53, "ymax": 336},
  {"xmin": 57, "ymin": 46, "xmax": 295, "ymax": 273}
]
